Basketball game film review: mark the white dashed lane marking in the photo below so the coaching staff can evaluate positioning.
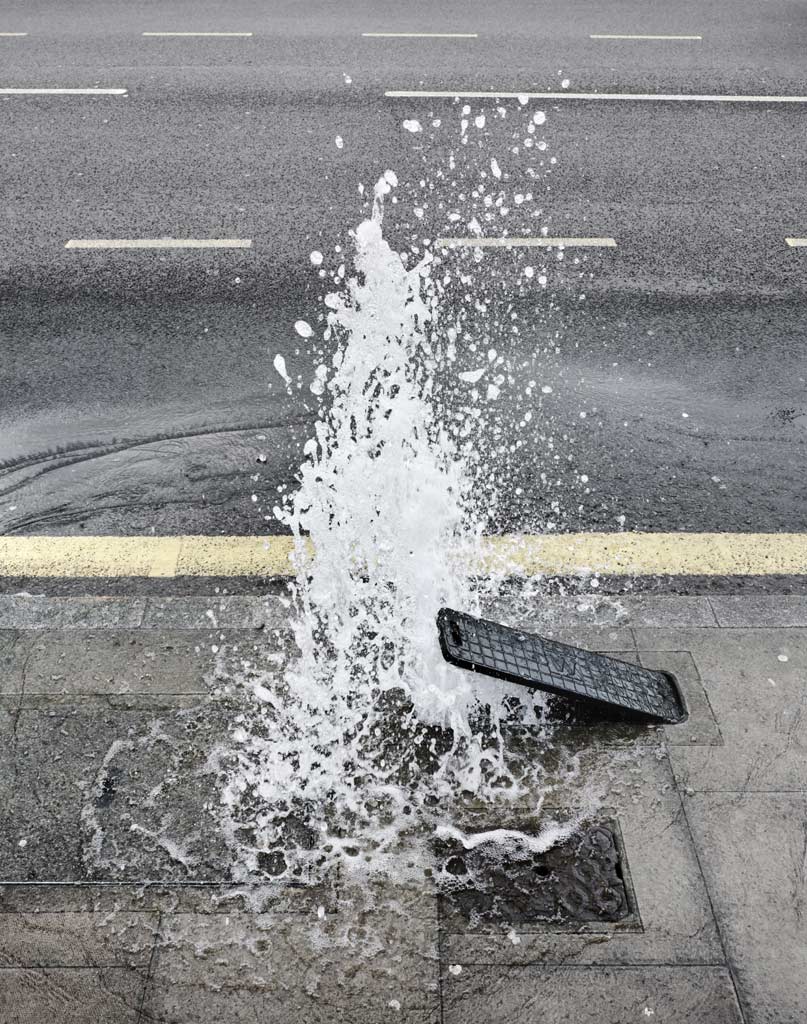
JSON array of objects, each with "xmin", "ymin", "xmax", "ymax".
[
  {"xmin": 435, "ymin": 237, "xmax": 616, "ymax": 248},
  {"xmin": 0, "ymin": 87, "xmax": 127, "ymax": 95},
  {"xmin": 64, "ymin": 238, "xmax": 253, "ymax": 250},
  {"xmin": 141, "ymin": 31, "xmax": 253, "ymax": 37},
  {"xmin": 590, "ymin": 34, "xmax": 702, "ymax": 41},
  {"xmin": 363, "ymin": 32, "xmax": 478, "ymax": 38},
  {"xmin": 386, "ymin": 90, "xmax": 807, "ymax": 103}
]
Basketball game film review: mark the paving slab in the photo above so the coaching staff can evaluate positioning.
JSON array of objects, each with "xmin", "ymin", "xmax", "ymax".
[
  {"xmin": 0, "ymin": 696, "xmax": 330, "ymax": 896},
  {"xmin": 142, "ymin": 902, "xmax": 440, "ymax": 1024},
  {"xmin": 10, "ymin": 630, "xmax": 252, "ymax": 696},
  {"xmin": 482, "ymin": 594, "xmax": 717, "ymax": 630},
  {"xmin": 0, "ymin": 911, "xmax": 156, "ymax": 967},
  {"xmin": 709, "ymin": 594, "xmax": 807, "ymax": 627},
  {"xmin": 605, "ymin": 596, "xmax": 719, "ymax": 629},
  {"xmin": 634, "ymin": 628, "xmax": 807, "ymax": 791},
  {"xmin": 0, "ymin": 597, "xmax": 146, "ymax": 630},
  {"xmin": 0, "ymin": 702, "xmax": 240, "ymax": 881},
  {"xmin": 0, "ymin": 966, "xmax": 145, "ymax": 1023},
  {"xmin": 0, "ymin": 882, "xmax": 331, "ymax": 916},
  {"xmin": 141, "ymin": 596, "xmax": 290, "ymax": 630},
  {"xmin": 16, "ymin": 693, "xmax": 216, "ymax": 712},
  {"xmin": 685, "ymin": 792, "xmax": 807, "ymax": 1024},
  {"xmin": 442, "ymin": 965, "xmax": 743, "ymax": 1024},
  {"xmin": 0, "ymin": 632, "xmax": 22, "ymax": 695}
]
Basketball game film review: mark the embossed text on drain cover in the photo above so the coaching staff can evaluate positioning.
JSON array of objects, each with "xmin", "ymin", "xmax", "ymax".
[{"xmin": 438, "ymin": 822, "xmax": 636, "ymax": 927}]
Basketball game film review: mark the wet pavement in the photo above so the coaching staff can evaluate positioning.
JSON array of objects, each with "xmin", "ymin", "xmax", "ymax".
[{"xmin": 1, "ymin": 592, "xmax": 804, "ymax": 1023}]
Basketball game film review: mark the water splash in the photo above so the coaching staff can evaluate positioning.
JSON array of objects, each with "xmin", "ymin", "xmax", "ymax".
[
  {"xmin": 216, "ymin": 170, "xmax": 571, "ymax": 881},
  {"xmin": 76, "ymin": 102, "xmax": 640, "ymax": 914},
  {"xmin": 282, "ymin": 172, "xmax": 489, "ymax": 725}
]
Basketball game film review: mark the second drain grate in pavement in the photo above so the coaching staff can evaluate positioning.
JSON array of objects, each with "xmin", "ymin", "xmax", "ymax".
[{"xmin": 437, "ymin": 822, "xmax": 639, "ymax": 930}]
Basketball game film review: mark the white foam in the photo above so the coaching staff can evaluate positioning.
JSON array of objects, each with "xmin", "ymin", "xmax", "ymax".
[{"xmin": 436, "ymin": 821, "xmax": 578, "ymax": 854}]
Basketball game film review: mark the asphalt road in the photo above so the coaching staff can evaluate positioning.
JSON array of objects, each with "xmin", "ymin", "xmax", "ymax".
[{"xmin": 1, "ymin": 0, "xmax": 806, "ymax": 536}]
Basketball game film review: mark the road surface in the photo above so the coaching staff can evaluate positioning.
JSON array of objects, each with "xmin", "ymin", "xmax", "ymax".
[{"xmin": 1, "ymin": 0, "xmax": 806, "ymax": 545}]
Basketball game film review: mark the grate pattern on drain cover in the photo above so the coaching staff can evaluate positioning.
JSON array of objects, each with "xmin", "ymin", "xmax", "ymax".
[
  {"xmin": 438, "ymin": 608, "xmax": 688, "ymax": 724},
  {"xmin": 438, "ymin": 822, "xmax": 637, "ymax": 929}
]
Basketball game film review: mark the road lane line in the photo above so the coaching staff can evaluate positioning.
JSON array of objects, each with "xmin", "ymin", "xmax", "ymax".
[
  {"xmin": 386, "ymin": 90, "xmax": 807, "ymax": 103},
  {"xmin": 436, "ymin": 236, "xmax": 616, "ymax": 248},
  {"xmin": 785, "ymin": 237, "xmax": 807, "ymax": 247},
  {"xmin": 2, "ymin": 534, "xmax": 806, "ymax": 577},
  {"xmin": 590, "ymin": 34, "xmax": 702, "ymax": 40},
  {"xmin": 363, "ymin": 32, "xmax": 478, "ymax": 38},
  {"xmin": 0, "ymin": 87, "xmax": 127, "ymax": 95},
  {"xmin": 141, "ymin": 31, "xmax": 253, "ymax": 37},
  {"xmin": 0, "ymin": 32, "xmax": 28, "ymax": 37},
  {"xmin": 64, "ymin": 238, "xmax": 253, "ymax": 250}
]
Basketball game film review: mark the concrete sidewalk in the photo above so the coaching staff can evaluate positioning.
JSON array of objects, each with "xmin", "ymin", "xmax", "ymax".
[{"xmin": 0, "ymin": 593, "xmax": 805, "ymax": 1023}]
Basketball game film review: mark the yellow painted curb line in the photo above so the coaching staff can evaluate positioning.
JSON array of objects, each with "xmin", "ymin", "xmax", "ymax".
[
  {"xmin": 1, "ymin": 533, "xmax": 806, "ymax": 577},
  {"xmin": 479, "ymin": 533, "xmax": 807, "ymax": 576},
  {"xmin": 0, "ymin": 536, "xmax": 295, "ymax": 578}
]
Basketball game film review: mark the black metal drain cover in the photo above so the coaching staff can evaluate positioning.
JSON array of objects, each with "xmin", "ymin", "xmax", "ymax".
[
  {"xmin": 438, "ymin": 823, "xmax": 634, "ymax": 927},
  {"xmin": 437, "ymin": 608, "xmax": 687, "ymax": 724}
]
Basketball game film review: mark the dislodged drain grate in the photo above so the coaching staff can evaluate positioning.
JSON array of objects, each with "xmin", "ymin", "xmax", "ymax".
[
  {"xmin": 438, "ymin": 607, "xmax": 688, "ymax": 724},
  {"xmin": 438, "ymin": 822, "xmax": 637, "ymax": 928}
]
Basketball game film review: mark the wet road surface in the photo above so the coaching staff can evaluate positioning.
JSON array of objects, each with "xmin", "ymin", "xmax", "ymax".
[{"xmin": 1, "ymin": 0, "xmax": 806, "ymax": 536}]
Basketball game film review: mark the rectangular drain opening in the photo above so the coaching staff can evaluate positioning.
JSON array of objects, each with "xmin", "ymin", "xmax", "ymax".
[{"xmin": 437, "ymin": 818, "xmax": 641, "ymax": 933}]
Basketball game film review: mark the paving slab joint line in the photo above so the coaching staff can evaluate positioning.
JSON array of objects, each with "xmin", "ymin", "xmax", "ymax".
[
  {"xmin": 436, "ymin": 890, "xmax": 447, "ymax": 1024},
  {"xmin": 706, "ymin": 595, "xmax": 725, "ymax": 627},
  {"xmin": 677, "ymin": 797, "xmax": 749, "ymax": 1023},
  {"xmin": 703, "ymin": 598, "xmax": 720, "ymax": 626},
  {"xmin": 441, "ymin": 960, "xmax": 735, "ymax": 968},
  {"xmin": 136, "ymin": 908, "xmax": 161, "ymax": 1023}
]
